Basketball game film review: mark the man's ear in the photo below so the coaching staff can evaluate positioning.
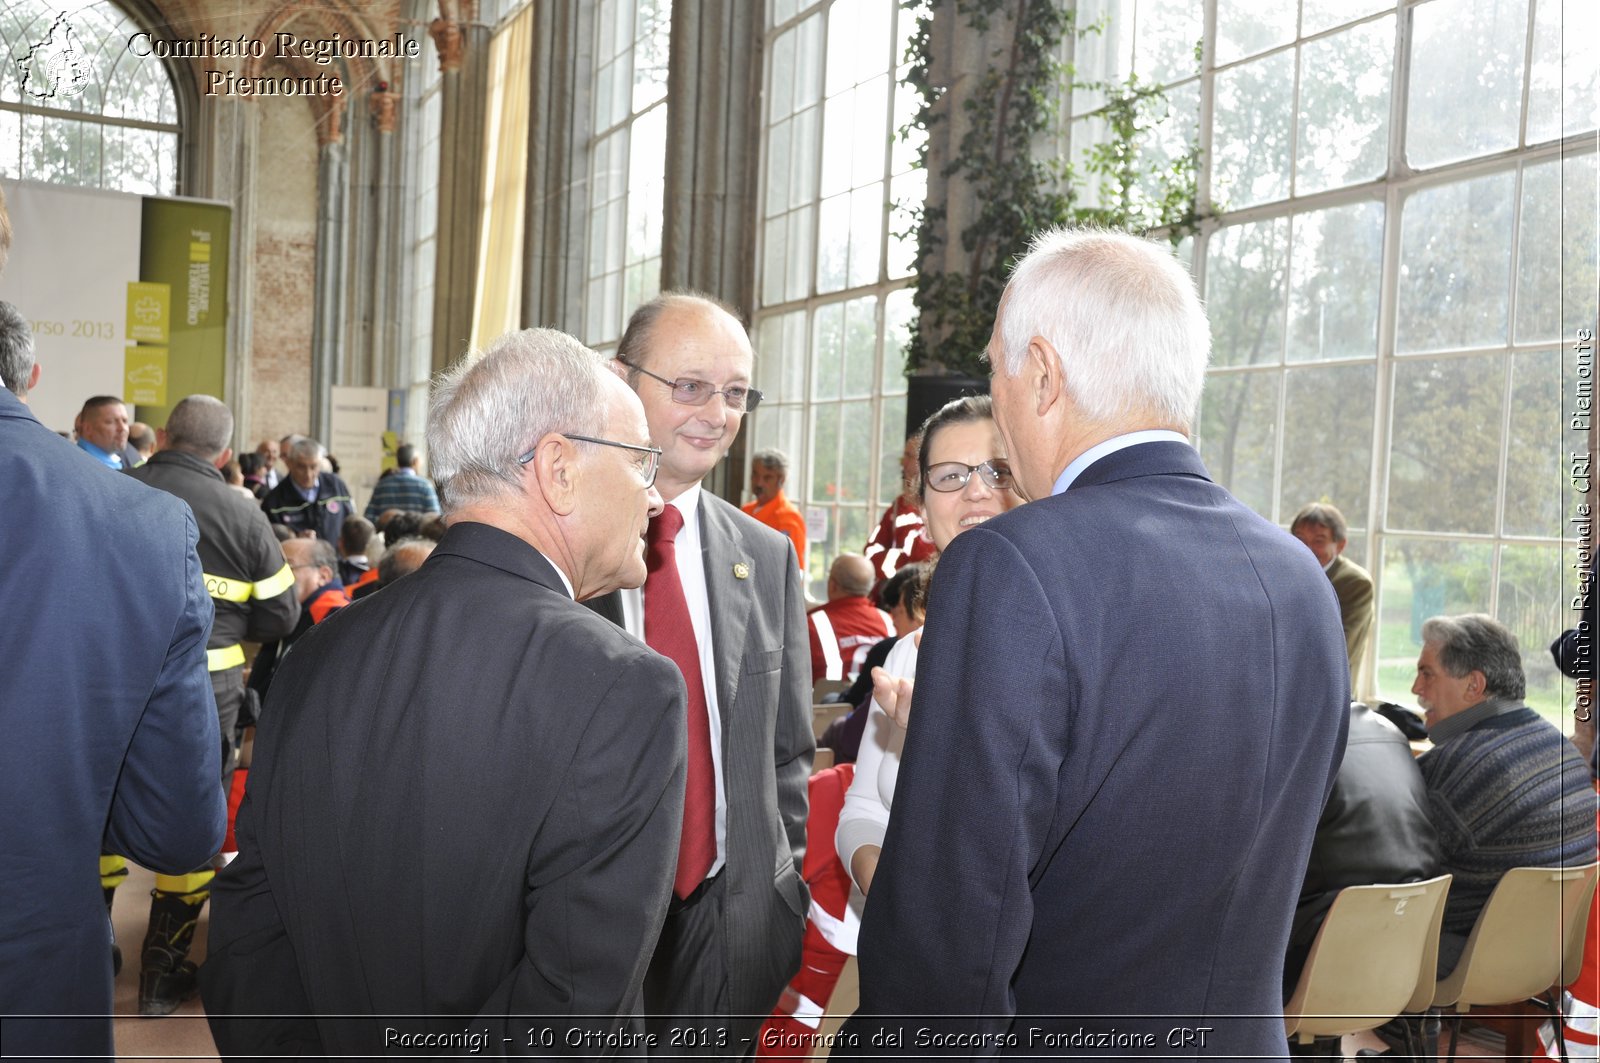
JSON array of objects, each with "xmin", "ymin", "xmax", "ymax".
[
  {"xmin": 1028, "ymin": 337, "xmax": 1065, "ymax": 418},
  {"xmin": 214, "ymin": 446, "xmax": 233, "ymax": 470},
  {"xmin": 26, "ymin": 363, "xmax": 40, "ymax": 392},
  {"xmin": 529, "ymin": 433, "xmax": 580, "ymax": 516}
]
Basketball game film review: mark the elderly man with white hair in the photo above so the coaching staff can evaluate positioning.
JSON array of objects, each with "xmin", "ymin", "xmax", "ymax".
[
  {"xmin": 838, "ymin": 229, "xmax": 1349, "ymax": 1058},
  {"xmin": 259, "ymin": 435, "xmax": 354, "ymax": 542},
  {"xmin": 202, "ymin": 328, "xmax": 688, "ymax": 1055}
]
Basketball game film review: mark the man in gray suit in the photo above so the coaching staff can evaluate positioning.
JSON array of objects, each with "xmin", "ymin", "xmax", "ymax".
[{"xmin": 589, "ymin": 292, "xmax": 812, "ymax": 1055}]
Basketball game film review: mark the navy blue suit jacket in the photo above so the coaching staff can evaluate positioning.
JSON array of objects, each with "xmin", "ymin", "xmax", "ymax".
[
  {"xmin": 841, "ymin": 441, "xmax": 1348, "ymax": 1057},
  {"xmin": 0, "ymin": 388, "xmax": 225, "ymax": 1058}
]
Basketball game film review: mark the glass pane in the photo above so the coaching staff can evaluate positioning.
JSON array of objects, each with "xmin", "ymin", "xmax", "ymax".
[
  {"xmin": 1516, "ymin": 153, "xmax": 1600, "ymax": 344},
  {"xmin": 769, "ymin": 25, "xmax": 796, "ymax": 119},
  {"xmin": 1069, "ymin": 0, "xmax": 1134, "ymax": 117},
  {"xmin": 783, "ymin": 311, "xmax": 808, "ymax": 400},
  {"xmin": 1302, "ymin": 0, "xmax": 1394, "ymax": 37},
  {"xmin": 1528, "ymin": 0, "xmax": 1600, "ymax": 143},
  {"xmin": 1503, "ymin": 348, "xmax": 1578, "ymax": 538},
  {"xmin": 755, "ymin": 315, "xmax": 784, "ymax": 394},
  {"xmin": 819, "ymin": 90, "xmax": 853, "ymax": 198},
  {"xmin": 816, "ymin": 192, "xmax": 850, "ymax": 294},
  {"xmin": 1212, "ymin": 50, "xmax": 1294, "ymax": 208},
  {"xmin": 1134, "ymin": 0, "xmax": 1203, "ymax": 86},
  {"xmin": 1197, "ymin": 371, "xmax": 1279, "ymax": 516},
  {"xmin": 887, "ymin": 168, "xmax": 924, "ymax": 280},
  {"xmin": 810, "ymin": 403, "xmax": 842, "ymax": 501},
  {"xmin": 784, "ymin": 206, "xmax": 815, "ymax": 302},
  {"xmin": 1206, "ymin": 217, "xmax": 1290, "ymax": 368},
  {"xmin": 795, "ymin": 14, "xmax": 825, "ymax": 111},
  {"xmin": 1295, "ymin": 17, "xmax": 1393, "ymax": 195},
  {"xmin": 1388, "ymin": 354, "xmax": 1505, "ymax": 534},
  {"xmin": 762, "ymin": 217, "xmax": 787, "ymax": 306},
  {"xmin": 847, "ymin": 182, "xmax": 883, "ymax": 288},
  {"xmin": 878, "ymin": 392, "xmax": 908, "ymax": 501},
  {"xmin": 1374, "ymin": 538, "xmax": 1495, "ymax": 703},
  {"xmin": 1406, "ymin": 0, "xmax": 1528, "ymax": 169},
  {"xmin": 812, "ymin": 300, "xmax": 844, "ymax": 399},
  {"xmin": 633, "ymin": 0, "xmax": 671, "ymax": 109},
  {"xmin": 852, "ymin": 75, "xmax": 890, "ymax": 188},
  {"xmin": 889, "ymin": 68, "xmax": 923, "ymax": 175},
  {"xmin": 883, "ymin": 287, "xmax": 913, "ymax": 395},
  {"xmin": 791, "ymin": 105, "xmax": 821, "ymax": 207},
  {"xmin": 1498, "ymin": 544, "xmax": 1572, "ymax": 725},
  {"xmin": 1396, "ymin": 171, "xmax": 1515, "ymax": 353},
  {"xmin": 766, "ymin": 117, "xmax": 793, "ymax": 217},
  {"xmin": 838, "ymin": 505, "xmax": 873, "ymax": 568},
  {"xmin": 1135, "ymin": 79, "xmax": 1201, "ymax": 214},
  {"xmin": 841, "ymin": 296, "xmax": 878, "ymax": 397},
  {"xmin": 1215, "ymin": 0, "xmax": 1296, "ymax": 66},
  {"xmin": 838, "ymin": 400, "xmax": 874, "ymax": 501},
  {"xmin": 1280, "ymin": 363, "xmax": 1376, "ymax": 529},
  {"xmin": 1287, "ymin": 200, "xmax": 1384, "ymax": 363}
]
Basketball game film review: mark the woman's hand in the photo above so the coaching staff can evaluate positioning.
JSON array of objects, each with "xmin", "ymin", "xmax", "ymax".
[{"xmin": 871, "ymin": 631, "xmax": 920, "ymax": 729}]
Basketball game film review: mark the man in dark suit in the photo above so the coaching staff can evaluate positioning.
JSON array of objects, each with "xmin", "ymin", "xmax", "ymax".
[
  {"xmin": 840, "ymin": 230, "xmax": 1349, "ymax": 1056},
  {"xmin": 588, "ymin": 292, "xmax": 812, "ymax": 1055},
  {"xmin": 200, "ymin": 329, "xmax": 688, "ymax": 1054},
  {"xmin": 0, "ymin": 312, "xmax": 226, "ymax": 1058}
]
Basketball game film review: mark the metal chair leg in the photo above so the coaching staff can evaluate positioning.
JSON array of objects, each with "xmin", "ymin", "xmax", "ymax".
[{"xmin": 1444, "ymin": 1013, "xmax": 1460, "ymax": 1063}]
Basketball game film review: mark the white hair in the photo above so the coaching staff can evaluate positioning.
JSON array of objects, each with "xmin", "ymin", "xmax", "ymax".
[
  {"xmin": 426, "ymin": 328, "xmax": 606, "ymax": 513},
  {"xmin": 1000, "ymin": 227, "xmax": 1210, "ymax": 431}
]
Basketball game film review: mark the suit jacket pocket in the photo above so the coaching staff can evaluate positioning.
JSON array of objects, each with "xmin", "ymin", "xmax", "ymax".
[
  {"xmin": 743, "ymin": 646, "xmax": 783, "ymax": 675},
  {"xmin": 774, "ymin": 854, "xmax": 807, "ymax": 917}
]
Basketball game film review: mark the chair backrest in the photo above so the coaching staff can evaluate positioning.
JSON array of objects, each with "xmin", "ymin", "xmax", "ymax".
[
  {"xmin": 1433, "ymin": 862, "xmax": 1600, "ymax": 1012},
  {"xmin": 813, "ymin": 678, "xmax": 851, "ymax": 702},
  {"xmin": 1285, "ymin": 875, "xmax": 1453, "ymax": 1043}
]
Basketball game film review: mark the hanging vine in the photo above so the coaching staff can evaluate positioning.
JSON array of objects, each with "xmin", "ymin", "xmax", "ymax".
[{"xmin": 899, "ymin": 0, "xmax": 1202, "ymax": 378}]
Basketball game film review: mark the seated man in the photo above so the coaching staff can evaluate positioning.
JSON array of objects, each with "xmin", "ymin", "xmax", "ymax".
[
  {"xmin": 1286, "ymin": 702, "xmax": 1440, "ymax": 1000},
  {"xmin": 807, "ymin": 553, "xmax": 892, "ymax": 685},
  {"xmin": 1413, "ymin": 614, "xmax": 1597, "ymax": 975},
  {"xmin": 1291, "ymin": 502, "xmax": 1374, "ymax": 691}
]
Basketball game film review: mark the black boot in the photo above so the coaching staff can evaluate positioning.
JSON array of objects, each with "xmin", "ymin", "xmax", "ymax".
[
  {"xmin": 138, "ymin": 888, "xmax": 207, "ymax": 1017},
  {"xmin": 104, "ymin": 886, "xmax": 121, "ymax": 977}
]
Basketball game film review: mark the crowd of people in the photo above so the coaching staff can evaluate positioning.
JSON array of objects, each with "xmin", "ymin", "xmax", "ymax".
[{"xmin": 2, "ymin": 181, "xmax": 1596, "ymax": 1062}]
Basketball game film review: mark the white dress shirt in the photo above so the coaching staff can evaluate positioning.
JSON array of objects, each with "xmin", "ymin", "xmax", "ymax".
[
  {"xmin": 1051, "ymin": 430, "xmax": 1192, "ymax": 495},
  {"xmin": 618, "ymin": 484, "xmax": 728, "ymax": 874}
]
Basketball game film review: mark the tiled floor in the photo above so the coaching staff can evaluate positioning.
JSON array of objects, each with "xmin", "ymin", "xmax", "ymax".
[{"xmin": 105, "ymin": 862, "xmax": 1524, "ymax": 1062}]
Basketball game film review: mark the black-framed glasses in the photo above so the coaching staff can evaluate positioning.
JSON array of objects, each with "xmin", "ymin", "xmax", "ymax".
[
  {"xmin": 923, "ymin": 460, "xmax": 1014, "ymax": 493},
  {"xmin": 618, "ymin": 357, "xmax": 763, "ymax": 412},
  {"xmin": 518, "ymin": 434, "xmax": 662, "ymax": 488}
]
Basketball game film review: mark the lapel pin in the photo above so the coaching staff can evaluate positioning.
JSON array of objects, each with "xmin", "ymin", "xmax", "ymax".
[{"xmin": 733, "ymin": 562, "xmax": 750, "ymax": 580}]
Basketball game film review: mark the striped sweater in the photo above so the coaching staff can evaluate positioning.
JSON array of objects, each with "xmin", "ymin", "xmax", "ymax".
[{"xmin": 1419, "ymin": 706, "xmax": 1597, "ymax": 940}]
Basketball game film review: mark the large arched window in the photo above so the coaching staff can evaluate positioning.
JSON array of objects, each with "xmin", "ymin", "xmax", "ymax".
[{"xmin": 0, "ymin": 1, "xmax": 181, "ymax": 194}]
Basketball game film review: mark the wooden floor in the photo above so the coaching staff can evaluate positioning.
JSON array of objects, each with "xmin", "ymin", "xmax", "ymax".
[{"xmin": 105, "ymin": 861, "xmax": 1518, "ymax": 1062}]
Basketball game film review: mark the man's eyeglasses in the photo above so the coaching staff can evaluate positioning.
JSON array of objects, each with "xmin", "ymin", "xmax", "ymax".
[
  {"xmin": 923, "ymin": 460, "xmax": 1015, "ymax": 493},
  {"xmin": 518, "ymin": 434, "xmax": 663, "ymax": 488},
  {"xmin": 618, "ymin": 357, "xmax": 763, "ymax": 413}
]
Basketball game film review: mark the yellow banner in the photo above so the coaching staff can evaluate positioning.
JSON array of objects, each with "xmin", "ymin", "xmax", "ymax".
[
  {"xmin": 126, "ymin": 281, "xmax": 170, "ymax": 344},
  {"xmin": 124, "ymin": 346, "xmax": 169, "ymax": 406}
]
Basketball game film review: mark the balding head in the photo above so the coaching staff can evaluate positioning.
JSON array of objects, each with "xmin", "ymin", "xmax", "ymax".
[
  {"xmin": 164, "ymin": 395, "xmax": 233, "ymax": 460},
  {"xmin": 827, "ymin": 552, "xmax": 874, "ymax": 601}
]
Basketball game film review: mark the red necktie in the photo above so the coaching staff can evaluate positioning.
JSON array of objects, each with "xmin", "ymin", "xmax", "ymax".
[{"xmin": 644, "ymin": 506, "xmax": 717, "ymax": 899}]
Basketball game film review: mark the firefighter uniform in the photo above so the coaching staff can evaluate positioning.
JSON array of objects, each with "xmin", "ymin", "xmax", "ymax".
[{"xmin": 110, "ymin": 447, "xmax": 299, "ymax": 1015}]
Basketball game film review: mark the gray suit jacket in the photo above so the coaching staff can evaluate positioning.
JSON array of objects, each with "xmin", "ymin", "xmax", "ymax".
[{"xmin": 589, "ymin": 491, "xmax": 813, "ymax": 1017}]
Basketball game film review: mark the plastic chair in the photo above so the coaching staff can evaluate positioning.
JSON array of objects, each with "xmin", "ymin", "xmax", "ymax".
[
  {"xmin": 1431, "ymin": 862, "xmax": 1600, "ymax": 1063},
  {"xmin": 1284, "ymin": 875, "xmax": 1453, "ymax": 1052}
]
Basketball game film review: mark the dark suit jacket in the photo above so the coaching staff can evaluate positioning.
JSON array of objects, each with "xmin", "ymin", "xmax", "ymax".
[
  {"xmin": 587, "ymin": 491, "xmax": 813, "ymax": 1018},
  {"xmin": 840, "ymin": 441, "xmax": 1349, "ymax": 1056},
  {"xmin": 0, "ymin": 389, "xmax": 225, "ymax": 1059},
  {"xmin": 200, "ymin": 522, "xmax": 688, "ymax": 1056}
]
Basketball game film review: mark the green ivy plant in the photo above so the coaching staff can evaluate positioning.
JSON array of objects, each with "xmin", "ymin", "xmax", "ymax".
[{"xmin": 900, "ymin": 0, "xmax": 1201, "ymax": 378}]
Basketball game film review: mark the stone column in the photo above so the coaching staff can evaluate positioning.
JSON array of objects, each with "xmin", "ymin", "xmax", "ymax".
[
  {"xmin": 429, "ymin": 7, "xmax": 491, "ymax": 374},
  {"xmin": 203, "ymin": 96, "xmax": 261, "ymax": 446},
  {"xmin": 659, "ymin": 0, "xmax": 765, "ymax": 498},
  {"xmin": 367, "ymin": 85, "xmax": 401, "ymax": 388},
  {"xmin": 311, "ymin": 98, "xmax": 349, "ymax": 443},
  {"xmin": 519, "ymin": 0, "xmax": 590, "ymax": 336}
]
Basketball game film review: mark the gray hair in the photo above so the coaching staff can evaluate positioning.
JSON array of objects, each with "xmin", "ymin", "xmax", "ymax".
[
  {"xmin": 1291, "ymin": 502, "xmax": 1349, "ymax": 544},
  {"xmin": 752, "ymin": 449, "xmax": 789, "ymax": 475},
  {"xmin": 1420, "ymin": 614, "xmax": 1526, "ymax": 701},
  {"xmin": 164, "ymin": 395, "xmax": 233, "ymax": 459},
  {"xmin": 426, "ymin": 328, "xmax": 607, "ymax": 513},
  {"xmin": 1000, "ymin": 228, "xmax": 1210, "ymax": 432},
  {"xmin": 288, "ymin": 437, "xmax": 326, "ymax": 464},
  {"xmin": 0, "ymin": 300, "xmax": 33, "ymax": 398},
  {"xmin": 378, "ymin": 535, "xmax": 436, "ymax": 584}
]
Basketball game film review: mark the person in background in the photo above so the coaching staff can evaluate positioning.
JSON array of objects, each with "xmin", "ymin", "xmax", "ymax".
[
  {"xmin": 337, "ymin": 516, "xmax": 377, "ymax": 589},
  {"xmin": 863, "ymin": 432, "xmax": 936, "ymax": 587},
  {"xmin": 818, "ymin": 562, "xmax": 929, "ymax": 765},
  {"xmin": 256, "ymin": 439, "xmax": 282, "ymax": 490},
  {"xmin": 362, "ymin": 442, "xmax": 440, "ymax": 520},
  {"xmin": 1291, "ymin": 502, "xmax": 1375, "ymax": 692},
  {"xmin": 73, "ymin": 395, "xmax": 136, "ymax": 472},
  {"xmin": 350, "ymin": 536, "xmax": 435, "ymax": 601},
  {"xmin": 246, "ymin": 538, "xmax": 349, "ymax": 703},
  {"xmin": 742, "ymin": 449, "xmax": 807, "ymax": 569},
  {"xmin": 807, "ymin": 553, "xmax": 891, "ymax": 685},
  {"xmin": 260, "ymin": 437, "xmax": 354, "ymax": 542}
]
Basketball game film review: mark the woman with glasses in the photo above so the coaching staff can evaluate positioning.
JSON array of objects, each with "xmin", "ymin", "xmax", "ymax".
[{"xmin": 835, "ymin": 395, "xmax": 1022, "ymax": 896}]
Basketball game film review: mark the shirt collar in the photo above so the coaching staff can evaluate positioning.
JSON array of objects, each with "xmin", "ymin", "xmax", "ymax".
[
  {"xmin": 550, "ymin": 561, "xmax": 576, "ymax": 599},
  {"xmin": 77, "ymin": 439, "xmax": 122, "ymax": 469},
  {"xmin": 1051, "ymin": 430, "xmax": 1191, "ymax": 496},
  {"xmin": 669, "ymin": 482, "xmax": 703, "ymax": 527},
  {"xmin": 1427, "ymin": 695, "xmax": 1520, "ymax": 745}
]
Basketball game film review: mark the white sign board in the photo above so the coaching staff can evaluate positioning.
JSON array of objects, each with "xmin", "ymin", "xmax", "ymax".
[
  {"xmin": 329, "ymin": 386, "xmax": 390, "ymax": 520},
  {"xmin": 0, "ymin": 180, "xmax": 142, "ymax": 434}
]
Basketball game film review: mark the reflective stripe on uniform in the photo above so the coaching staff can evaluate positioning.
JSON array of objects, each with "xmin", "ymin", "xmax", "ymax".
[
  {"xmin": 811, "ymin": 611, "xmax": 844, "ymax": 681},
  {"xmin": 253, "ymin": 563, "xmax": 295, "ymax": 600},
  {"xmin": 203, "ymin": 572, "xmax": 250, "ymax": 602},
  {"xmin": 207, "ymin": 644, "xmax": 246, "ymax": 671}
]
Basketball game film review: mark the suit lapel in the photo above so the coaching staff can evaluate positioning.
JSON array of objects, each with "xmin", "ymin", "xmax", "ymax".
[{"xmin": 699, "ymin": 496, "xmax": 753, "ymax": 725}]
